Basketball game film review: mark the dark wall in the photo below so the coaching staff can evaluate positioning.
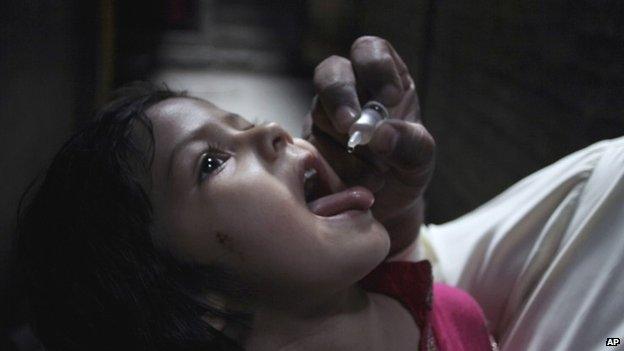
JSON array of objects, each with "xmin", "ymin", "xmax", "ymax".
[
  {"xmin": 115, "ymin": 0, "xmax": 168, "ymax": 84},
  {"xmin": 304, "ymin": 1, "xmax": 624, "ymax": 222},
  {"xmin": 0, "ymin": 0, "xmax": 97, "ymax": 347},
  {"xmin": 422, "ymin": 0, "xmax": 624, "ymax": 222}
]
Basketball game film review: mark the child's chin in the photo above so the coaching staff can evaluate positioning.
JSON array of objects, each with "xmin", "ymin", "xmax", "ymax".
[{"xmin": 335, "ymin": 231, "xmax": 390, "ymax": 283}]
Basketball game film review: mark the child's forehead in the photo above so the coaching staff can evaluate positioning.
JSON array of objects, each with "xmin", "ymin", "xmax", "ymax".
[
  {"xmin": 147, "ymin": 96, "xmax": 224, "ymax": 121},
  {"xmin": 147, "ymin": 97, "xmax": 252, "ymax": 133}
]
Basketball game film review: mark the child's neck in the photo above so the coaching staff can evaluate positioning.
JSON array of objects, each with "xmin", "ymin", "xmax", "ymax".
[{"xmin": 244, "ymin": 286, "xmax": 420, "ymax": 351}]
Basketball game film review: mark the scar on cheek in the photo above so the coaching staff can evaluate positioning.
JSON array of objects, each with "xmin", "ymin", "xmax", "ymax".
[
  {"xmin": 215, "ymin": 231, "xmax": 244, "ymax": 259},
  {"xmin": 216, "ymin": 231, "xmax": 232, "ymax": 249}
]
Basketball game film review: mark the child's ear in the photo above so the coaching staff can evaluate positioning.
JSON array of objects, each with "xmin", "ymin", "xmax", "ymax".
[
  {"xmin": 203, "ymin": 314, "xmax": 227, "ymax": 332},
  {"xmin": 202, "ymin": 292, "xmax": 229, "ymax": 332},
  {"xmin": 201, "ymin": 291, "xmax": 252, "ymax": 340}
]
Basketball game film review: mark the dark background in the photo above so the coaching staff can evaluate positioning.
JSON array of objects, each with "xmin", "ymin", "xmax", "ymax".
[{"xmin": 1, "ymin": 0, "xmax": 623, "ymax": 349}]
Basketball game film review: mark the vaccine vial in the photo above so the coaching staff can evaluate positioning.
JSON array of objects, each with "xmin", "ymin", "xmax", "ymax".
[{"xmin": 347, "ymin": 101, "xmax": 389, "ymax": 153}]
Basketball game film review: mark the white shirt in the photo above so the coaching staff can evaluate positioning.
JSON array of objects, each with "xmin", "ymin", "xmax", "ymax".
[{"xmin": 395, "ymin": 136, "xmax": 624, "ymax": 351}]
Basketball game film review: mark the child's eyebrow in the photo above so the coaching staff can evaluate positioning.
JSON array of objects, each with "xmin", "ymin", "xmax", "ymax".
[{"xmin": 222, "ymin": 112, "xmax": 254, "ymax": 130}]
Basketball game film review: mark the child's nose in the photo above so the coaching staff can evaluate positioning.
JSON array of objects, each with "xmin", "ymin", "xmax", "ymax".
[{"xmin": 249, "ymin": 122, "xmax": 293, "ymax": 160}]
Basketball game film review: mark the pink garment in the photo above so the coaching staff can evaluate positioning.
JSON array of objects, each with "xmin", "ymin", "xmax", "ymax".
[{"xmin": 360, "ymin": 260, "xmax": 494, "ymax": 350}]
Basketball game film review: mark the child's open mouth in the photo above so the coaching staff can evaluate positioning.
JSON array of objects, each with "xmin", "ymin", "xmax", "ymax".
[{"xmin": 300, "ymin": 152, "xmax": 375, "ymax": 217}]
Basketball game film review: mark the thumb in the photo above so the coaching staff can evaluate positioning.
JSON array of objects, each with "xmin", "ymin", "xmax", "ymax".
[{"xmin": 368, "ymin": 120, "xmax": 435, "ymax": 190}]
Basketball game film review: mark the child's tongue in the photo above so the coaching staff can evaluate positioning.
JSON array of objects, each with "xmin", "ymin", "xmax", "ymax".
[{"xmin": 307, "ymin": 186, "xmax": 374, "ymax": 217}]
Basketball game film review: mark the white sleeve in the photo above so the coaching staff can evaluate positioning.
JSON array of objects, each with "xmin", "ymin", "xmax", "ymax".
[{"xmin": 418, "ymin": 136, "xmax": 624, "ymax": 351}]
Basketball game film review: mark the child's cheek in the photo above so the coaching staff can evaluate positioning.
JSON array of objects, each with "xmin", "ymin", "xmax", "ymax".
[{"xmin": 214, "ymin": 231, "xmax": 245, "ymax": 262}]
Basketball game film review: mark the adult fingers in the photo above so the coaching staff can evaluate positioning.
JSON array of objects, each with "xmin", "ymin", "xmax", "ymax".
[
  {"xmin": 387, "ymin": 41, "xmax": 413, "ymax": 91},
  {"xmin": 308, "ymin": 96, "xmax": 347, "ymax": 142},
  {"xmin": 368, "ymin": 119, "xmax": 435, "ymax": 189},
  {"xmin": 306, "ymin": 98, "xmax": 391, "ymax": 175},
  {"xmin": 313, "ymin": 55, "xmax": 361, "ymax": 134},
  {"xmin": 350, "ymin": 36, "xmax": 404, "ymax": 108}
]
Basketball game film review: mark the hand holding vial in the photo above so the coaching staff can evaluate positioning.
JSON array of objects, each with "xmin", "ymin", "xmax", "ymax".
[{"xmin": 303, "ymin": 36, "xmax": 436, "ymax": 255}]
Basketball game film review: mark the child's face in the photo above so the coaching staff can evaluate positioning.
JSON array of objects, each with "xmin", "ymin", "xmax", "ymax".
[{"xmin": 146, "ymin": 97, "xmax": 389, "ymax": 303}]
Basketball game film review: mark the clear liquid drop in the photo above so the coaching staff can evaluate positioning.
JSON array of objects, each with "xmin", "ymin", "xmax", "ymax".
[{"xmin": 347, "ymin": 131, "xmax": 362, "ymax": 154}]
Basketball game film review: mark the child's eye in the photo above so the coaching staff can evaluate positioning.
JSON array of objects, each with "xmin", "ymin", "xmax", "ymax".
[{"xmin": 198, "ymin": 150, "xmax": 230, "ymax": 182}]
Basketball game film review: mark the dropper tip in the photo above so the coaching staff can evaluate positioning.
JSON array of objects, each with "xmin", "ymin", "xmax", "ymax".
[{"xmin": 347, "ymin": 131, "xmax": 363, "ymax": 150}]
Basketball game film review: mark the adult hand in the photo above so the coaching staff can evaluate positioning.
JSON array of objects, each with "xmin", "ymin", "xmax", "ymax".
[{"xmin": 302, "ymin": 36, "xmax": 435, "ymax": 256}]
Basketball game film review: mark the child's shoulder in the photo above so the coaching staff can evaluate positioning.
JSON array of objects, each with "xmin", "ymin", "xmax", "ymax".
[
  {"xmin": 432, "ymin": 282, "xmax": 487, "ymax": 324},
  {"xmin": 430, "ymin": 283, "xmax": 494, "ymax": 350},
  {"xmin": 360, "ymin": 261, "xmax": 496, "ymax": 350}
]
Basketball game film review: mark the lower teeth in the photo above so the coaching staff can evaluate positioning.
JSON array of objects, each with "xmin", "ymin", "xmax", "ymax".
[{"xmin": 304, "ymin": 169, "xmax": 318, "ymax": 203}]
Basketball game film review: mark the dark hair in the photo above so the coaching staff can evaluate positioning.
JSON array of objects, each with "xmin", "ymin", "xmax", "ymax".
[{"xmin": 17, "ymin": 83, "xmax": 247, "ymax": 350}]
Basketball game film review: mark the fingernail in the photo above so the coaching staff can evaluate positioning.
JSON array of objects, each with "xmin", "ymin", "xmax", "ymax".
[
  {"xmin": 374, "ymin": 123, "xmax": 399, "ymax": 155},
  {"xmin": 335, "ymin": 105, "xmax": 358, "ymax": 133}
]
